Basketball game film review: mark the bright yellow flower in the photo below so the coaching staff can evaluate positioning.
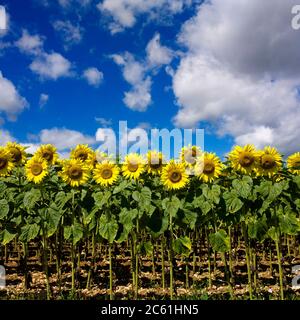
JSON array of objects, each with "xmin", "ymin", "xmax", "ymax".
[
  {"xmin": 25, "ymin": 156, "xmax": 48, "ymax": 184},
  {"xmin": 228, "ymin": 144, "xmax": 259, "ymax": 174},
  {"xmin": 70, "ymin": 144, "xmax": 93, "ymax": 162},
  {"xmin": 146, "ymin": 151, "xmax": 164, "ymax": 175},
  {"xmin": 180, "ymin": 145, "xmax": 202, "ymax": 167},
  {"xmin": 287, "ymin": 152, "xmax": 300, "ymax": 175},
  {"xmin": 5, "ymin": 142, "xmax": 26, "ymax": 165},
  {"xmin": 0, "ymin": 147, "xmax": 14, "ymax": 176},
  {"xmin": 35, "ymin": 144, "xmax": 58, "ymax": 165},
  {"xmin": 161, "ymin": 160, "xmax": 189, "ymax": 190},
  {"xmin": 256, "ymin": 146, "xmax": 282, "ymax": 177},
  {"xmin": 94, "ymin": 161, "xmax": 119, "ymax": 186},
  {"xmin": 196, "ymin": 153, "xmax": 223, "ymax": 183},
  {"xmin": 60, "ymin": 159, "xmax": 90, "ymax": 187},
  {"xmin": 122, "ymin": 153, "xmax": 145, "ymax": 180}
]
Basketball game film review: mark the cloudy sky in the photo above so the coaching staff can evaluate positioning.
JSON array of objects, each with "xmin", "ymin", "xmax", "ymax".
[{"xmin": 0, "ymin": 0, "xmax": 300, "ymax": 157}]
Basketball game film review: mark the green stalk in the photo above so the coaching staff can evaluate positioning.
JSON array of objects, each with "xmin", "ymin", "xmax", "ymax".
[
  {"xmin": 86, "ymin": 232, "xmax": 96, "ymax": 289},
  {"xmin": 161, "ymin": 237, "xmax": 165, "ymax": 290},
  {"xmin": 221, "ymin": 252, "xmax": 234, "ymax": 299},
  {"xmin": 275, "ymin": 238, "xmax": 284, "ymax": 300},
  {"xmin": 242, "ymin": 222, "xmax": 253, "ymax": 300},
  {"xmin": 109, "ymin": 242, "xmax": 113, "ymax": 300},
  {"xmin": 169, "ymin": 209, "xmax": 174, "ymax": 300}
]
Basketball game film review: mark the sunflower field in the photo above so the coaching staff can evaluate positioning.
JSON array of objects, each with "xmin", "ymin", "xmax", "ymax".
[{"xmin": 0, "ymin": 142, "xmax": 300, "ymax": 300}]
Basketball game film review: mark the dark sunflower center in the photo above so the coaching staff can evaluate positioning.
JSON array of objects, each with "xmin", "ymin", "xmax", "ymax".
[
  {"xmin": 239, "ymin": 153, "xmax": 254, "ymax": 168},
  {"xmin": 31, "ymin": 163, "xmax": 43, "ymax": 176},
  {"xmin": 170, "ymin": 171, "xmax": 182, "ymax": 183},
  {"xmin": 203, "ymin": 161, "xmax": 215, "ymax": 174},
  {"xmin": 42, "ymin": 151, "xmax": 53, "ymax": 162},
  {"xmin": 150, "ymin": 158, "xmax": 162, "ymax": 170},
  {"xmin": 10, "ymin": 148, "xmax": 22, "ymax": 163},
  {"xmin": 293, "ymin": 161, "xmax": 300, "ymax": 169},
  {"xmin": 261, "ymin": 155, "xmax": 276, "ymax": 170},
  {"xmin": 102, "ymin": 168, "xmax": 113, "ymax": 179},
  {"xmin": 76, "ymin": 152, "xmax": 88, "ymax": 161},
  {"xmin": 0, "ymin": 158, "xmax": 8, "ymax": 170},
  {"xmin": 128, "ymin": 162, "xmax": 139, "ymax": 172},
  {"xmin": 69, "ymin": 167, "xmax": 83, "ymax": 179}
]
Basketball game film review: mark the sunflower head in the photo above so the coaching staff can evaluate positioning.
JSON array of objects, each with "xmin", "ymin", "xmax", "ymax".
[
  {"xmin": 94, "ymin": 161, "xmax": 120, "ymax": 186},
  {"xmin": 196, "ymin": 153, "xmax": 223, "ymax": 183},
  {"xmin": 161, "ymin": 160, "xmax": 189, "ymax": 190},
  {"xmin": 180, "ymin": 145, "xmax": 202, "ymax": 167},
  {"xmin": 287, "ymin": 152, "xmax": 300, "ymax": 175},
  {"xmin": 70, "ymin": 144, "xmax": 93, "ymax": 162},
  {"xmin": 60, "ymin": 159, "xmax": 90, "ymax": 187},
  {"xmin": 228, "ymin": 144, "xmax": 258, "ymax": 174},
  {"xmin": 25, "ymin": 156, "xmax": 48, "ymax": 184},
  {"xmin": 5, "ymin": 142, "xmax": 27, "ymax": 165},
  {"xmin": 0, "ymin": 147, "xmax": 14, "ymax": 177},
  {"xmin": 147, "ymin": 151, "xmax": 164, "ymax": 175},
  {"xmin": 35, "ymin": 144, "xmax": 58, "ymax": 165},
  {"xmin": 122, "ymin": 153, "xmax": 145, "ymax": 180},
  {"xmin": 256, "ymin": 146, "xmax": 282, "ymax": 177}
]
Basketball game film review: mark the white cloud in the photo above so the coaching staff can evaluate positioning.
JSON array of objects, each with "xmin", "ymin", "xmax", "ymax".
[
  {"xmin": 52, "ymin": 20, "xmax": 83, "ymax": 49},
  {"xmin": 83, "ymin": 67, "xmax": 103, "ymax": 87},
  {"xmin": 58, "ymin": 0, "xmax": 91, "ymax": 7},
  {"xmin": 39, "ymin": 93, "xmax": 49, "ymax": 108},
  {"xmin": 111, "ymin": 33, "xmax": 173, "ymax": 111},
  {"xmin": 146, "ymin": 33, "xmax": 173, "ymax": 67},
  {"xmin": 15, "ymin": 30, "xmax": 43, "ymax": 55},
  {"xmin": 0, "ymin": 129, "xmax": 15, "ymax": 145},
  {"xmin": 0, "ymin": 72, "xmax": 28, "ymax": 120},
  {"xmin": 30, "ymin": 52, "xmax": 72, "ymax": 80},
  {"xmin": 98, "ymin": 0, "xmax": 192, "ymax": 34},
  {"xmin": 39, "ymin": 128, "xmax": 95, "ymax": 150},
  {"xmin": 172, "ymin": 0, "xmax": 300, "ymax": 154}
]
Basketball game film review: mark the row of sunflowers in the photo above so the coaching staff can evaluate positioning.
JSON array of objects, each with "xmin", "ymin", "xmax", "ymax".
[{"xmin": 0, "ymin": 143, "xmax": 299, "ymax": 188}]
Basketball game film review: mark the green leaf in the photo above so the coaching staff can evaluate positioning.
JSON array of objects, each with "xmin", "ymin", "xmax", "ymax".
[
  {"xmin": 93, "ymin": 191, "xmax": 111, "ymax": 209},
  {"xmin": 47, "ymin": 205, "xmax": 63, "ymax": 237},
  {"xmin": 19, "ymin": 224, "xmax": 40, "ymax": 243},
  {"xmin": 173, "ymin": 236, "xmax": 192, "ymax": 257},
  {"xmin": 23, "ymin": 189, "xmax": 41, "ymax": 210},
  {"xmin": 248, "ymin": 216, "xmax": 268, "ymax": 241},
  {"xmin": 279, "ymin": 213, "xmax": 300, "ymax": 236},
  {"xmin": 0, "ymin": 199, "xmax": 9, "ymax": 219},
  {"xmin": 72, "ymin": 221, "xmax": 83, "ymax": 245},
  {"xmin": 162, "ymin": 196, "xmax": 181, "ymax": 217},
  {"xmin": 209, "ymin": 230, "xmax": 230, "ymax": 252},
  {"xmin": 138, "ymin": 241, "xmax": 153, "ymax": 256},
  {"xmin": 203, "ymin": 185, "xmax": 221, "ymax": 204},
  {"xmin": 1, "ymin": 229, "xmax": 16, "ymax": 245},
  {"xmin": 99, "ymin": 214, "xmax": 118, "ymax": 243},
  {"xmin": 113, "ymin": 180, "xmax": 130, "ymax": 194},
  {"xmin": 223, "ymin": 191, "xmax": 243, "ymax": 214},
  {"xmin": 232, "ymin": 177, "xmax": 252, "ymax": 199}
]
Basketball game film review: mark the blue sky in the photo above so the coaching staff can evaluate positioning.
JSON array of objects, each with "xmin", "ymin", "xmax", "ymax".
[{"xmin": 0, "ymin": 0, "xmax": 299, "ymax": 158}]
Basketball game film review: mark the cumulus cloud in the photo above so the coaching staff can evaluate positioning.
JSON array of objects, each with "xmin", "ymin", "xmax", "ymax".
[
  {"xmin": 111, "ymin": 33, "xmax": 174, "ymax": 111},
  {"xmin": 15, "ymin": 30, "xmax": 43, "ymax": 55},
  {"xmin": 172, "ymin": 0, "xmax": 300, "ymax": 154},
  {"xmin": 98, "ymin": 0, "xmax": 193, "ymax": 34},
  {"xmin": 39, "ymin": 128, "xmax": 95, "ymax": 150},
  {"xmin": 52, "ymin": 20, "xmax": 83, "ymax": 49},
  {"xmin": 30, "ymin": 52, "xmax": 72, "ymax": 80},
  {"xmin": 39, "ymin": 93, "xmax": 49, "ymax": 108},
  {"xmin": 0, "ymin": 129, "xmax": 15, "ymax": 145},
  {"xmin": 15, "ymin": 30, "xmax": 73, "ymax": 80},
  {"xmin": 83, "ymin": 67, "xmax": 103, "ymax": 87},
  {"xmin": 0, "ymin": 72, "xmax": 28, "ymax": 120}
]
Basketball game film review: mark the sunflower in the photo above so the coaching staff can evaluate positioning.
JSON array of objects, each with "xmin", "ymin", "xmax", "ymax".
[
  {"xmin": 60, "ymin": 159, "xmax": 90, "ymax": 187},
  {"xmin": 161, "ymin": 160, "xmax": 189, "ymax": 190},
  {"xmin": 256, "ymin": 146, "xmax": 282, "ymax": 177},
  {"xmin": 146, "ymin": 151, "xmax": 164, "ymax": 175},
  {"xmin": 196, "ymin": 153, "xmax": 223, "ymax": 183},
  {"xmin": 180, "ymin": 145, "xmax": 202, "ymax": 167},
  {"xmin": 6, "ymin": 142, "xmax": 27, "ymax": 165},
  {"xmin": 228, "ymin": 144, "xmax": 258, "ymax": 174},
  {"xmin": 70, "ymin": 144, "xmax": 93, "ymax": 162},
  {"xmin": 35, "ymin": 144, "xmax": 58, "ymax": 165},
  {"xmin": 122, "ymin": 153, "xmax": 145, "ymax": 180},
  {"xmin": 25, "ymin": 156, "xmax": 48, "ymax": 184},
  {"xmin": 287, "ymin": 152, "xmax": 300, "ymax": 175},
  {"xmin": 94, "ymin": 161, "xmax": 119, "ymax": 186},
  {"xmin": 0, "ymin": 147, "xmax": 14, "ymax": 176}
]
